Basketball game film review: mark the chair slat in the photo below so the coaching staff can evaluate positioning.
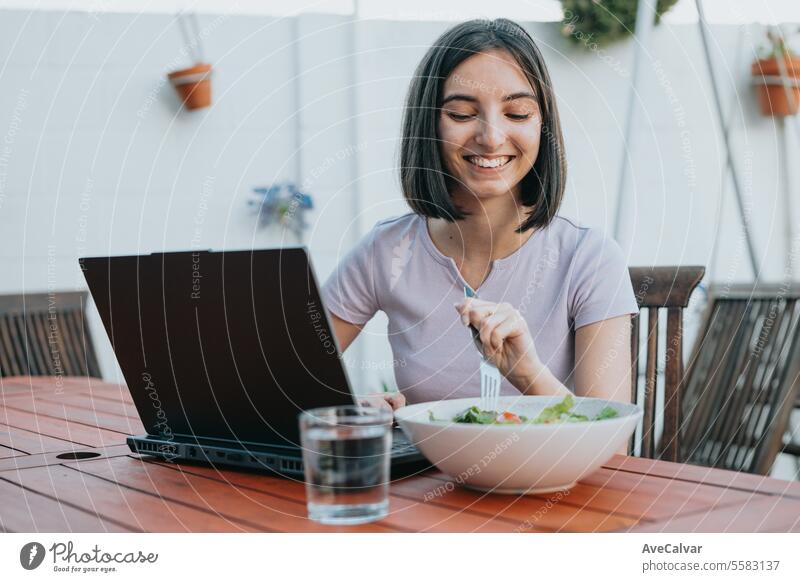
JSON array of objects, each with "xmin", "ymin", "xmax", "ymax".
[
  {"xmin": 11, "ymin": 313, "xmax": 39, "ymax": 376},
  {"xmin": 660, "ymin": 308, "xmax": 683, "ymax": 462},
  {"xmin": 55, "ymin": 309, "xmax": 83, "ymax": 375},
  {"xmin": 629, "ymin": 313, "xmax": 640, "ymax": 456},
  {"xmin": 753, "ymin": 300, "xmax": 800, "ymax": 473},
  {"xmin": 705, "ymin": 299, "xmax": 770, "ymax": 467},
  {"xmin": 683, "ymin": 299, "xmax": 747, "ymax": 460},
  {"xmin": 735, "ymin": 299, "xmax": 794, "ymax": 472},
  {"xmin": 69, "ymin": 307, "xmax": 101, "ymax": 378},
  {"xmin": 0, "ymin": 317, "xmax": 23, "ymax": 376},
  {"xmin": 630, "ymin": 313, "xmax": 640, "ymax": 405},
  {"xmin": 641, "ymin": 308, "xmax": 659, "ymax": 459},
  {"xmin": 710, "ymin": 300, "xmax": 773, "ymax": 468},
  {"xmin": 0, "ymin": 292, "xmax": 101, "ymax": 381},
  {"xmin": 727, "ymin": 299, "xmax": 783, "ymax": 470}
]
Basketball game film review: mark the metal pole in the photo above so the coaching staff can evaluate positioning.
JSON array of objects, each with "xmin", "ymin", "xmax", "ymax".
[
  {"xmin": 612, "ymin": 0, "xmax": 658, "ymax": 243},
  {"xmin": 291, "ymin": 16, "xmax": 303, "ymax": 189},
  {"xmin": 347, "ymin": 0, "xmax": 366, "ymax": 387},
  {"xmin": 348, "ymin": 0, "xmax": 362, "ymax": 240},
  {"xmin": 772, "ymin": 27, "xmax": 798, "ymax": 279},
  {"xmin": 695, "ymin": 0, "xmax": 761, "ymax": 280}
]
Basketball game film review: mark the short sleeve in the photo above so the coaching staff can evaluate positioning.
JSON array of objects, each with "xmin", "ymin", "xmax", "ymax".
[
  {"xmin": 568, "ymin": 228, "xmax": 638, "ymax": 329},
  {"xmin": 320, "ymin": 228, "xmax": 381, "ymax": 326}
]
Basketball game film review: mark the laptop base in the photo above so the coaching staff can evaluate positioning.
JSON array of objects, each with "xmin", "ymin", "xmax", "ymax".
[{"xmin": 127, "ymin": 432, "xmax": 432, "ymax": 479}]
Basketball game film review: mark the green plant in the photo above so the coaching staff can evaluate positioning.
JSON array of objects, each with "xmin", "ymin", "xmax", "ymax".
[
  {"xmin": 560, "ymin": 0, "xmax": 679, "ymax": 48},
  {"xmin": 757, "ymin": 28, "xmax": 799, "ymax": 60}
]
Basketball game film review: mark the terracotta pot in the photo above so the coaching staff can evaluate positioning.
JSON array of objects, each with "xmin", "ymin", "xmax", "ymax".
[
  {"xmin": 168, "ymin": 63, "xmax": 212, "ymax": 110},
  {"xmin": 751, "ymin": 56, "xmax": 800, "ymax": 117}
]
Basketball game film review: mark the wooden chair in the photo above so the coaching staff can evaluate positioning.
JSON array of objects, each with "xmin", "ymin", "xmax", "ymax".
[
  {"xmin": 628, "ymin": 266, "xmax": 706, "ymax": 461},
  {"xmin": 0, "ymin": 291, "xmax": 101, "ymax": 379},
  {"xmin": 680, "ymin": 284, "xmax": 800, "ymax": 474}
]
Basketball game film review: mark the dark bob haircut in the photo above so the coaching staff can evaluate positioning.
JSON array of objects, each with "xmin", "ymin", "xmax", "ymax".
[{"xmin": 400, "ymin": 18, "xmax": 566, "ymax": 233}]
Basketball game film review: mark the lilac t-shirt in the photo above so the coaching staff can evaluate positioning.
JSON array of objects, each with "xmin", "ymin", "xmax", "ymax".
[{"xmin": 321, "ymin": 213, "xmax": 638, "ymax": 405}]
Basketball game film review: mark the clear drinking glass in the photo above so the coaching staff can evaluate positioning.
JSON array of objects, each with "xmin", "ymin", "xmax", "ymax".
[{"xmin": 299, "ymin": 405, "xmax": 392, "ymax": 525}]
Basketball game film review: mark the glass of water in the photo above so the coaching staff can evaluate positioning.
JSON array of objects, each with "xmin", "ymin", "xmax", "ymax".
[{"xmin": 299, "ymin": 405, "xmax": 392, "ymax": 525}]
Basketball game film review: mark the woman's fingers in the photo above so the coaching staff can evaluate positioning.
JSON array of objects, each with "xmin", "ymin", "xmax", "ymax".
[
  {"xmin": 489, "ymin": 316, "xmax": 526, "ymax": 350},
  {"xmin": 358, "ymin": 392, "xmax": 406, "ymax": 412},
  {"xmin": 479, "ymin": 311, "xmax": 517, "ymax": 352},
  {"xmin": 384, "ymin": 392, "xmax": 406, "ymax": 410},
  {"xmin": 456, "ymin": 298, "xmax": 513, "ymax": 328}
]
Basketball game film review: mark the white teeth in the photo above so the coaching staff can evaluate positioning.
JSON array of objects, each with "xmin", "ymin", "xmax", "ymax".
[{"xmin": 468, "ymin": 156, "xmax": 510, "ymax": 168}]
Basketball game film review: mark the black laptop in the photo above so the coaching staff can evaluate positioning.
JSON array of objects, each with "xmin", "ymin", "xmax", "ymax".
[{"xmin": 79, "ymin": 247, "xmax": 429, "ymax": 478}]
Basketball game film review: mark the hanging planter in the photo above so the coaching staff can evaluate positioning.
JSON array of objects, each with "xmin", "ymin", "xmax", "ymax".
[
  {"xmin": 751, "ymin": 28, "xmax": 800, "ymax": 117},
  {"xmin": 751, "ymin": 58, "xmax": 800, "ymax": 117},
  {"xmin": 168, "ymin": 63, "xmax": 213, "ymax": 110},
  {"xmin": 559, "ymin": 0, "xmax": 678, "ymax": 48},
  {"xmin": 168, "ymin": 12, "xmax": 213, "ymax": 111}
]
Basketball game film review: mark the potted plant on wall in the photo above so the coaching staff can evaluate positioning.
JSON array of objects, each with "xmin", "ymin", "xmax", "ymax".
[
  {"xmin": 168, "ymin": 12, "xmax": 213, "ymax": 111},
  {"xmin": 751, "ymin": 27, "xmax": 800, "ymax": 117}
]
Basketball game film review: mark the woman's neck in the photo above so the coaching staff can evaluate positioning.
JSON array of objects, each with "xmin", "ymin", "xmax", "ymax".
[{"xmin": 427, "ymin": 189, "xmax": 535, "ymax": 265}]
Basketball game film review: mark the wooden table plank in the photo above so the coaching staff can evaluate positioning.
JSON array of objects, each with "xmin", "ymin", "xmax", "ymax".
[
  {"xmin": 33, "ymin": 392, "xmax": 140, "ymax": 420},
  {"xmin": 0, "ymin": 443, "xmax": 25, "ymax": 459},
  {"xmin": 135, "ymin": 457, "xmax": 528, "ymax": 533},
  {"xmin": 0, "ymin": 422, "xmax": 94, "ymax": 455},
  {"xmin": 1, "ymin": 397, "xmax": 144, "ymax": 435},
  {"xmin": 0, "ymin": 444, "xmax": 132, "ymax": 473},
  {"xmin": 629, "ymin": 495, "xmax": 800, "ymax": 532},
  {"xmin": 69, "ymin": 456, "xmax": 399, "ymax": 533},
  {"xmin": 389, "ymin": 473, "xmax": 637, "ymax": 532},
  {"xmin": 1, "ymin": 376, "xmax": 122, "ymax": 398},
  {"xmin": 423, "ymin": 471, "xmax": 711, "ymax": 522},
  {"xmin": 0, "ymin": 463, "xmax": 255, "ymax": 532},
  {"xmin": 0, "ymin": 407, "xmax": 128, "ymax": 448},
  {"xmin": 605, "ymin": 454, "xmax": 800, "ymax": 499},
  {"xmin": 0, "ymin": 476, "xmax": 132, "ymax": 533},
  {"xmin": 580, "ymin": 467, "xmax": 758, "ymax": 511}
]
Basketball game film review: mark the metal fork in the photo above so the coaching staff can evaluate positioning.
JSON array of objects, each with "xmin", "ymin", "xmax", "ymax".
[{"xmin": 463, "ymin": 286, "xmax": 501, "ymax": 412}]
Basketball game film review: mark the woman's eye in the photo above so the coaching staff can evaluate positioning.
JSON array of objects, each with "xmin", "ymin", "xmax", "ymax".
[
  {"xmin": 446, "ymin": 112, "xmax": 474, "ymax": 121},
  {"xmin": 506, "ymin": 113, "xmax": 533, "ymax": 120}
]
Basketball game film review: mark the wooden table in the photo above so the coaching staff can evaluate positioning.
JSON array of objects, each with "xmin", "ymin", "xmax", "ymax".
[{"xmin": 1, "ymin": 376, "xmax": 799, "ymax": 533}]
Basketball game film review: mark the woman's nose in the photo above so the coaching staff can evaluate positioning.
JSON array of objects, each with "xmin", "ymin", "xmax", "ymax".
[{"xmin": 474, "ymin": 117, "xmax": 506, "ymax": 149}]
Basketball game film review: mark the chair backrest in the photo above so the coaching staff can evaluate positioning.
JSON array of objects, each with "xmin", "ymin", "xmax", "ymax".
[
  {"xmin": 0, "ymin": 291, "xmax": 101, "ymax": 379},
  {"xmin": 629, "ymin": 266, "xmax": 706, "ymax": 461},
  {"xmin": 680, "ymin": 284, "xmax": 800, "ymax": 474}
]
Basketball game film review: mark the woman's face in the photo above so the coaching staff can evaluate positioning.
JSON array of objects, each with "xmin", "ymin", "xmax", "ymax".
[{"xmin": 437, "ymin": 49, "xmax": 542, "ymax": 202}]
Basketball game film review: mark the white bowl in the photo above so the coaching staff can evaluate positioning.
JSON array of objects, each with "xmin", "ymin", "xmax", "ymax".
[{"xmin": 394, "ymin": 395, "xmax": 642, "ymax": 494}]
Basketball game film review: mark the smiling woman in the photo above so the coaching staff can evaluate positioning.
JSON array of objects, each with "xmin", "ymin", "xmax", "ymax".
[{"xmin": 322, "ymin": 19, "xmax": 638, "ymax": 412}]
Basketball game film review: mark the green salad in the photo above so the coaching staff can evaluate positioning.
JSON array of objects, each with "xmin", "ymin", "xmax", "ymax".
[{"xmin": 429, "ymin": 394, "xmax": 618, "ymax": 425}]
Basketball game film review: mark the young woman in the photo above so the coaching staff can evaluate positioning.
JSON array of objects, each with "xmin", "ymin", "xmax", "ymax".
[{"xmin": 322, "ymin": 19, "xmax": 638, "ymax": 411}]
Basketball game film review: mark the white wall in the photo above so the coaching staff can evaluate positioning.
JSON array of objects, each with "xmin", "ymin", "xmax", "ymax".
[{"xmin": 1, "ymin": 10, "xmax": 798, "ymax": 398}]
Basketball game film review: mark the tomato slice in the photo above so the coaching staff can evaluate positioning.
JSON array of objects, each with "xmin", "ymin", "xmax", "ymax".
[{"xmin": 500, "ymin": 411, "xmax": 522, "ymax": 424}]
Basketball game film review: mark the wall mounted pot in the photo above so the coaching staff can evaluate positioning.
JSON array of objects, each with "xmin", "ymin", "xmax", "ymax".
[
  {"xmin": 751, "ymin": 56, "xmax": 800, "ymax": 117},
  {"xmin": 168, "ymin": 62, "xmax": 212, "ymax": 110}
]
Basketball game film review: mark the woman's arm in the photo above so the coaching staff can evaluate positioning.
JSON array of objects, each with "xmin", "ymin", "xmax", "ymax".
[
  {"xmin": 455, "ymin": 299, "xmax": 633, "ymax": 404},
  {"xmin": 329, "ymin": 312, "xmax": 364, "ymax": 353},
  {"xmin": 328, "ymin": 313, "xmax": 407, "ymax": 410},
  {"xmin": 573, "ymin": 314, "xmax": 632, "ymax": 403},
  {"xmin": 574, "ymin": 315, "xmax": 633, "ymax": 456}
]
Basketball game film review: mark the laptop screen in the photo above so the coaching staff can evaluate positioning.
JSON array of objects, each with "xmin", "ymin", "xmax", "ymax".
[{"xmin": 80, "ymin": 248, "xmax": 355, "ymax": 448}]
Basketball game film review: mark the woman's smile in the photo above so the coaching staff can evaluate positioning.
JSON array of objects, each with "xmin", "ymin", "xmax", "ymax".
[{"xmin": 463, "ymin": 154, "xmax": 516, "ymax": 173}]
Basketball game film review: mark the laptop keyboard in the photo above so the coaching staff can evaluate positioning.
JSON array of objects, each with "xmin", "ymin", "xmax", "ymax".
[{"xmin": 391, "ymin": 430, "xmax": 417, "ymax": 455}]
